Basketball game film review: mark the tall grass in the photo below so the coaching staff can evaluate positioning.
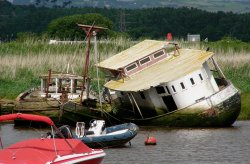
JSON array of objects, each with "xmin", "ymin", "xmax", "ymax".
[{"xmin": 0, "ymin": 37, "xmax": 134, "ymax": 99}]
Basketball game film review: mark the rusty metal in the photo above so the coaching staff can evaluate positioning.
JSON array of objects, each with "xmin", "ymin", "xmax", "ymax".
[{"xmin": 77, "ymin": 23, "xmax": 107, "ymax": 104}]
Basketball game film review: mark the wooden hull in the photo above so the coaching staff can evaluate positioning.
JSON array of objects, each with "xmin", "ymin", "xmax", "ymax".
[
  {"xmin": 10, "ymin": 88, "xmax": 102, "ymax": 125},
  {"xmin": 61, "ymin": 101, "xmax": 110, "ymax": 126},
  {"xmin": 8, "ymin": 82, "xmax": 241, "ymax": 127},
  {"xmin": 118, "ymin": 84, "xmax": 241, "ymax": 127}
]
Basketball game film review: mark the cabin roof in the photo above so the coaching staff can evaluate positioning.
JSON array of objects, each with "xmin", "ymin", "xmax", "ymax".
[
  {"xmin": 97, "ymin": 40, "xmax": 168, "ymax": 70},
  {"xmin": 104, "ymin": 48, "xmax": 214, "ymax": 91}
]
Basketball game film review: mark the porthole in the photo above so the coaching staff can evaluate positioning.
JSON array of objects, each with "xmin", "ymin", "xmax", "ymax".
[
  {"xmin": 172, "ymin": 85, "xmax": 176, "ymax": 93},
  {"xmin": 190, "ymin": 78, "xmax": 195, "ymax": 85},
  {"xmin": 199, "ymin": 74, "xmax": 203, "ymax": 81},
  {"xmin": 180, "ymin": 82, "xmax": 185, "ymax": 89},
  {"xmin": 165, "ymin": 86, "xmax": 170, "ymax": 94},
  {"xmin": 156, "ymin": 86, "xmax": 166, "ymax": 94}
]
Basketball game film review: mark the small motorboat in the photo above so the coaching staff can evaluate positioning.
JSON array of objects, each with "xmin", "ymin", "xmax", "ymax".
[
  {"xmin": 55, "ymin": 120, "xmax": 139, "ymax": 148},
  {"xmin": 0, "ymin": 113, "xmax": 106, "ymax": 164}
]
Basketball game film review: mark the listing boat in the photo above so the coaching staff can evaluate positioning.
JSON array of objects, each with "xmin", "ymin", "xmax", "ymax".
[
  {"xmin": 97, "ymin": 40, "xmax": 241, "ymax": 127},
  {"xmin": 16, "ymin": 70, "xmax": 98, "ymax": 103},
  {"xmin": 13, "ymin": 68, "xmax": 111, "ymax": 126},
  {"xmin": 55, "ymin": 120, "xmax": 139, "ymax": 148},
  {"xmin": 13, "ymin": 24, "xmax": 110, "ymax": 125},
  {"xmin": 0, "ymin": 113, "xmax": 106, "ymax": 164}
]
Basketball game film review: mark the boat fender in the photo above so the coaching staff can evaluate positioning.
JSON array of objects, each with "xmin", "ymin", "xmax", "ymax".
[{"xmin": 145, "ymin": 136, "xmax": 157, "ymax": 145}]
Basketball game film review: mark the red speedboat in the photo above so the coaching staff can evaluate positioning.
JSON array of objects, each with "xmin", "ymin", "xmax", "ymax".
[{"xmin": 0, "ymin": 113, "xmax": 106, "ymax": 164}]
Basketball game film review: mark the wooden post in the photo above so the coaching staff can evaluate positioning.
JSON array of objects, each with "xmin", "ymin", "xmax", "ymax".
[
  {"xmin": 46, "ymin": 69, "xmax": 52, "ymax": 98},
  {"xmin": 130, "ymin": 93, "xmax": 144, "ymax": 118},
  {"xmin": 127, "ymin": 93, "xmax": 136, "ymax": 116},
  {"xmin": 93, "ymin": 31, "xmax": 102, "ymax": 110},
  {"xmin": 211, "ymin": 57, "xmax": 226, "ymax": 79}
]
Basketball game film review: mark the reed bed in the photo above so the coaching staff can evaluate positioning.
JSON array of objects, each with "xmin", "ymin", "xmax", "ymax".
[{"xmin": 0, "ymin": 37, "xmax": 134, "ymax": 99}]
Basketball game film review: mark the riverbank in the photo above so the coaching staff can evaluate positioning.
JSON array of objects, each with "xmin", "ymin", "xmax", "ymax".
[{"xmin": 0, "ymin": 37, "xmax": 249, "ymax": 119}]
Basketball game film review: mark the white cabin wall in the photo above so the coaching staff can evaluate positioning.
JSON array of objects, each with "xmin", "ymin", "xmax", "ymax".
[
  {"xmin": 148, "ymin": 87, "xmax": 166, "ymax": 109},
  {"xmin": 114, "ymin": 63, "xmax": 220, "ymax": 111},
  {"xmin": 168, "ymin": 68, "xmax": 219, "ymax": 109}
]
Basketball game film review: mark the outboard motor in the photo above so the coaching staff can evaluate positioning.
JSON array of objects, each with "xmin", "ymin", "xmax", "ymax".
[{"xmin": 88, "ymin": 120, "xmax": 105, "ymax": 136}]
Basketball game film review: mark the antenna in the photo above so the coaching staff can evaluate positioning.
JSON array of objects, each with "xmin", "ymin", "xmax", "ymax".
[
  {"xmin": 119, "ymin": 10, "xmax": 126, "ymax": 32},
  {"xmin": 119, "ymin": 10, "xmax": 136, "ymax": 32}
]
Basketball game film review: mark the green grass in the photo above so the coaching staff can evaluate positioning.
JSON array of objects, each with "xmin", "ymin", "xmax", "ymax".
[
  {"xmin": 0, "ymin": 68, "xmax": 39, "ymax": 99},
  {"xmin": 223, "ymin": 64, "xmax": 250, "ymax": 93},
  {"xmin": 238, "ymin": 92, "xmax": 250, "ymax": 120}
]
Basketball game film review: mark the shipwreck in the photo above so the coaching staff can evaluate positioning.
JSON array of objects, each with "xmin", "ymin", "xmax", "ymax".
[{"xmin": 97, "ymin": 40, "xmax": 241, "ymax": 127}]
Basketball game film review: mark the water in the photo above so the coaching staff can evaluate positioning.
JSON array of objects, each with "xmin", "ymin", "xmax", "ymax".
[{"xmin": 1, "ymin": 121, "xmax": 250, "ymax": 163}]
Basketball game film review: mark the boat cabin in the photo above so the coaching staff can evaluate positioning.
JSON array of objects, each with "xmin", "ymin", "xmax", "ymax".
[
  {"xmin": 39, "ymin": 72, "xmax": 84, "ymax": 100},
  {"xmin": 97, "ymin": 40, "xmax": 227, "ymax": 118}
]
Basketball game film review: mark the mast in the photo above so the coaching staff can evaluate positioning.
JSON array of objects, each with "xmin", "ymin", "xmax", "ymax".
[
  {"xmin": 93, "ymin": 31, "xmax": 103, "ymax": 109},
  {"xmin": 77, "ymin": 24, "xmax": 107, "ymax": 104}
]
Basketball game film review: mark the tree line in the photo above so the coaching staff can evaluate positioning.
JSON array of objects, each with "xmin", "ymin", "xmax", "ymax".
[{"xmin": 1, "ymin": 0, "xmax": 250, "ymax": 41}]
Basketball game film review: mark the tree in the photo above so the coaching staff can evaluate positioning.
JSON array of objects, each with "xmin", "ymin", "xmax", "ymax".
[{"xmin": 46, "ymin": 13, "xmax": 114, "ymax": 40}]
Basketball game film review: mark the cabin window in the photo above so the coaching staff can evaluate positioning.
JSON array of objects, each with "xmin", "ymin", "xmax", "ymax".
[
  {"xmin": 180, "ymin": 82, "xmax": 185, "ymax": 89},
  {"xmin": 165, "ymin": 86, "xmax": 170, "ymax": 94},
  {"xmin": 199, "ymin": 74, "xmax": 204, "ymax": 81},
  {"xmin": 139, "ymin": 57, "xmax": 150, "ymax": 65},
  {"xmin": 172, "ymin": 85, "xmax": 176, "ymax": 93},
  {"xmin": 139, "ymin": 92, "xmax": 146, "ymax": 99},
  {"xmin": 190, "ymin": 78, "xmax": 195, "ymax": 85},
  {"xmin": 156, "ymin": 86, "xmax": 165, "ymax": 94},
  {"xmin": 153, "ymin": 50, "xmax": 164, "ymax": 58},
  {"xmin": 126, "ymin": 63, "xmax": 137, "ymax": 72}
]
